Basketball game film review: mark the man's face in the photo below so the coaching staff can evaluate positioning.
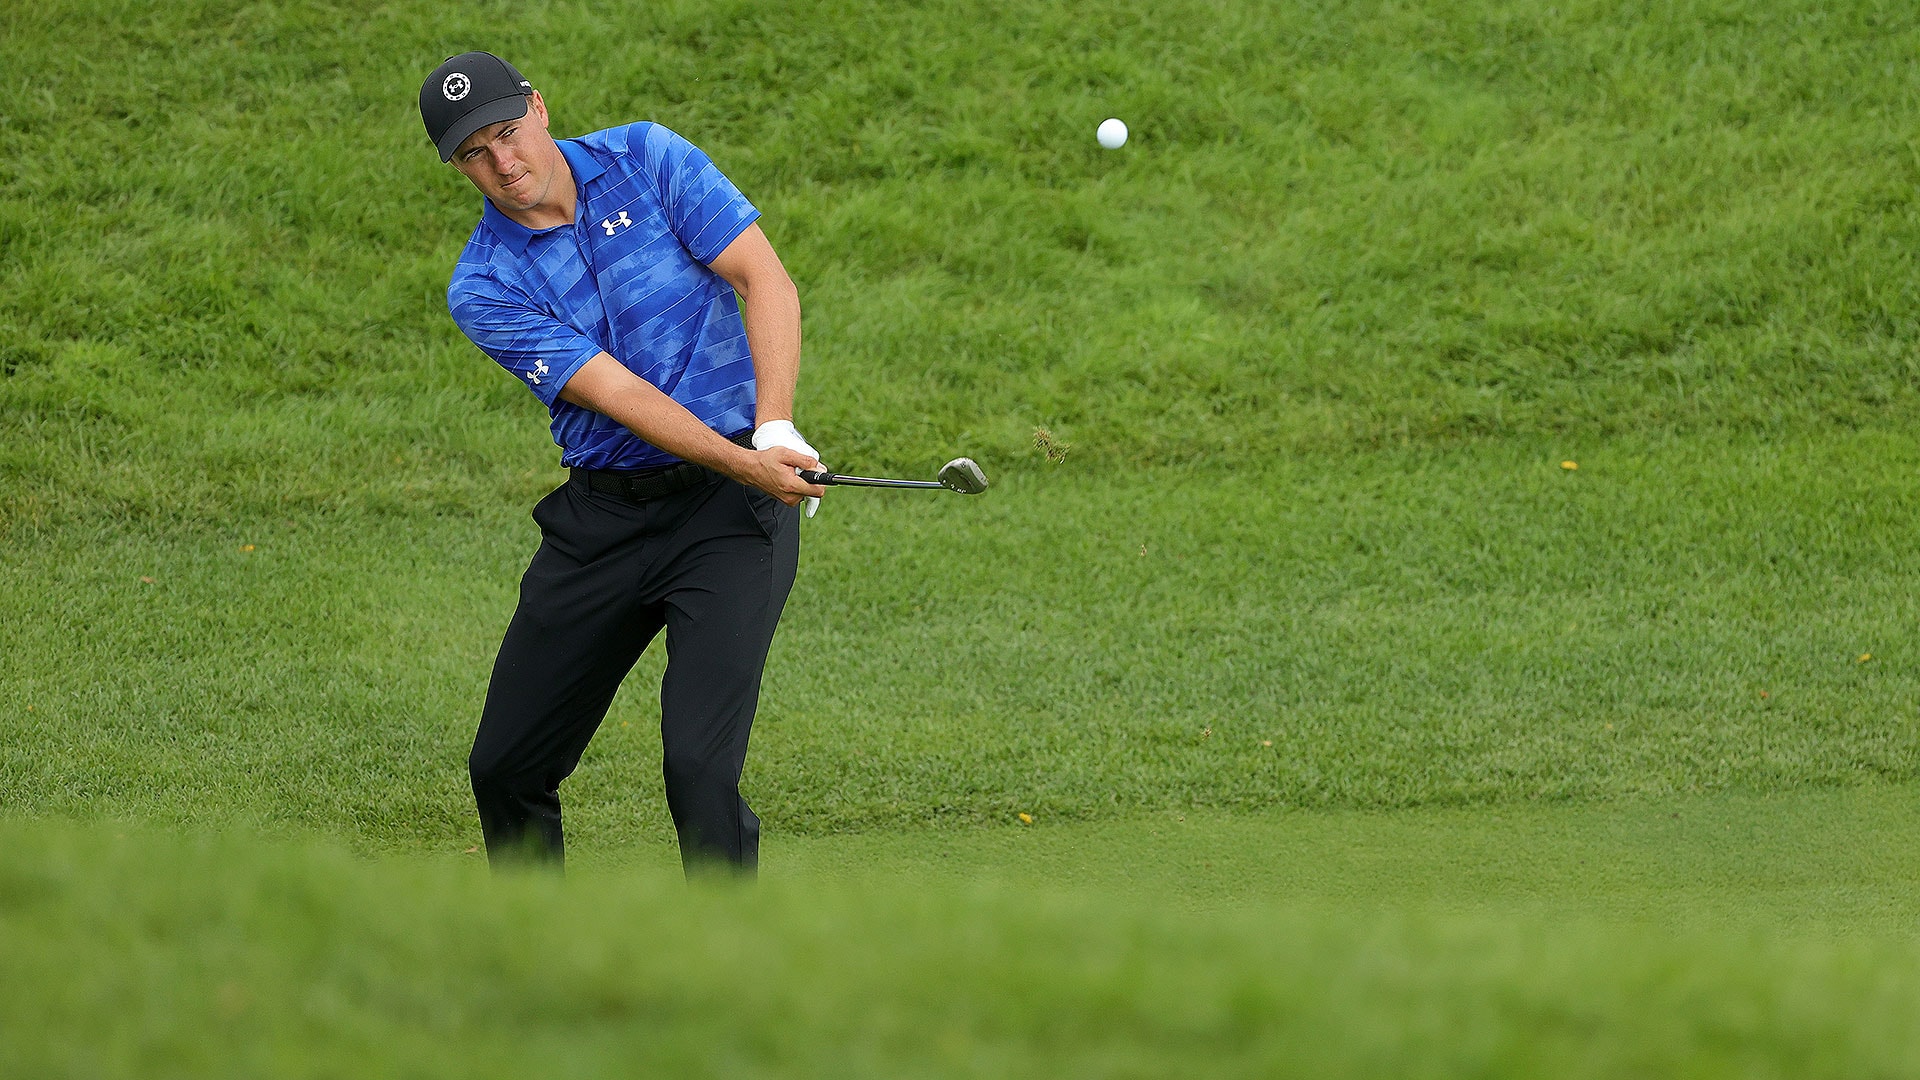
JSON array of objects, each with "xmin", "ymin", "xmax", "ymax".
[{"xmin": 449, "ymin": 91, "xmax": 559, "ymax": 213}]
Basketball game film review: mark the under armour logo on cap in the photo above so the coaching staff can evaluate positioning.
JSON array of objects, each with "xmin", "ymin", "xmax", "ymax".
[{"xmin": 419, "ymin": 51, "xmax": 535, "ymax": 162}]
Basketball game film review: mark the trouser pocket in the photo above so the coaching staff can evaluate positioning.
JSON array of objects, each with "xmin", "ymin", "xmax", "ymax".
[
  {"xmin": 530, "ymin": 481, "xmax": 652, "ymax": 565},
  {"xmin": 739, "ymin": 484, "xmax": 791, "ymax": 541}
]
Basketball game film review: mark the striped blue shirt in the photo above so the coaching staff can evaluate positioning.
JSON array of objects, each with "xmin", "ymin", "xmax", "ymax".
[{"xmin": 448, "ymin": 122, "xmax": 762, "ymax": 470}]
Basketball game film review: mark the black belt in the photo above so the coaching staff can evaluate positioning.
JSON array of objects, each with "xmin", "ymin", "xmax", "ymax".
[{"xmin": 571, "ymin": 431, "xmax": 754, "ymax": 503}]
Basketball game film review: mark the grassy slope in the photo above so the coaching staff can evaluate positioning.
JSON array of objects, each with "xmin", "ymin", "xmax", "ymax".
[
  {"xmin": 4, "ymin": 815, "xmax": 1920, "ymax": 1079},
  {"xmin": 4, "ymin": 432, "xmax": 1918, "ymax": 845},
  {"xmin": 3, "ymin": 0, "xmax": 1920, "ymax": 510},
  {"xmin": 3, "ymin": 0, "xmax": 1920, "ymax": 840}
]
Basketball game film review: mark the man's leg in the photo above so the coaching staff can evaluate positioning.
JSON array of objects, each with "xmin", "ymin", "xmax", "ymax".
[
  {"xmin": 470, "ymin": 485, "xmax": 663, "ymax": 867},
  {"xmin": 657, "ymin": 484, "xmax": 800, "ymax": 874}
]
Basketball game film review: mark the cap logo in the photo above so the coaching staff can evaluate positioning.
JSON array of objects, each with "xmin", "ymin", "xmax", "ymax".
[{"xmin": 442, "ymin": 72, "xmax": 471, "ymax": 101}]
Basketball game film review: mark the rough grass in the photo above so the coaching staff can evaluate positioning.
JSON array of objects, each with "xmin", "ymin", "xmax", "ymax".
[
  {"xmin": 5, "ymin": 815, "xmax": 1920, "ymax": 1079},
  {"xmin": 4, "ymin": 0, "xmax": 1920, "ymax": 527}
]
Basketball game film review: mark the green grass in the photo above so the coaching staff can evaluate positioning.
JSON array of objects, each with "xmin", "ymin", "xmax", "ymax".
[
  {"xmin": 777, "ymin": 785, "xmax": 1920, "ymax": 934},
  {"xmin": 5, "ymin": 0, "xmax": 1920, "ymax": 1071},
  {"xmin": 5, "ymin": 0, "xmax": 1920, "ymax": 523},
  {"xmin": 7, "ymin": 791, "xmax": 1920, "ymax": 1078},
  {"xmin": 5, "ymin": 431, "xmax": 1918, "ymax": 848}
]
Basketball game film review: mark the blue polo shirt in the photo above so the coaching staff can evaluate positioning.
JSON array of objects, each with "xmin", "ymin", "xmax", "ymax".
[{"xmin": 447, "ymin": 122, "xmax": 762, "ymax": 470}]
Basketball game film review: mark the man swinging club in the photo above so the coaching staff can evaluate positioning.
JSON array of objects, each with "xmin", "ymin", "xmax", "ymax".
[{"xmin": 419, "ymin": 52, "xmax": 827, "ymax": 873}]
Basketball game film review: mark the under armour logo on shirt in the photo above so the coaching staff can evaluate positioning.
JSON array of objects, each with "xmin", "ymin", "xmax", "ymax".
[
  {"xmin": 601, "ymin": 211, "xmax": 632, "ymax": 236},
  {"xmin": 526, "ymin": 357, "xmax": 551, "ymax": 386}
]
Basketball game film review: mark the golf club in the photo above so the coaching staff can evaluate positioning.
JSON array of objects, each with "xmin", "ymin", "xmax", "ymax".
[{"xmin": 798, "ymin": 457, "xmax": 989, "ymax": 495}]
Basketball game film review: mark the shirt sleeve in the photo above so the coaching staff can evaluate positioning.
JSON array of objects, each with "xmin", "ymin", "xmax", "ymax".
[
  {"xmin": 642, "ymin": 124, "xmax": 762, "ymax": 264},
  {"xmin": 448, "ymin": 272, "xmax": 605, "ymax": 409}
]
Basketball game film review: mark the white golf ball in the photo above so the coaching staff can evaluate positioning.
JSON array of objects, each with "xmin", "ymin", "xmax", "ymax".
[{"xmin": 1096, "ymin": 117, "xmax": 1128, "ymax": 150}]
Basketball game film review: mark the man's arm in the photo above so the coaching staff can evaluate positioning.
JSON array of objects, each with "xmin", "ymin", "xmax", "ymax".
[
  {"xmin": 557, "ymin": 355, "xmax": 823, "ymax": 505},
  {"xmin": 706, "ymin": 223, "xmax": 801, "ymax": 428}
]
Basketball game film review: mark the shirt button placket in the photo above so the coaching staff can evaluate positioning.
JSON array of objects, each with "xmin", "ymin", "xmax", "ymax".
[{"xmin": 576, "ymin": 207, "xmax": 612, "ymax": 340}]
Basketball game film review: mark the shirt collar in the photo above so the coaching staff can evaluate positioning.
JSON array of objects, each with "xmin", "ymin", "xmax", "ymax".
[
  {"xmin": 479, "ymin": 199, "xmax": 543, "ymax": 254},
  {"xmin": 478, "ymin": 138, "xmax": 610, "ymax": 255},
  {"xmin": 557, "ymin": 137, "xmax": 607, "ymax": 189}
]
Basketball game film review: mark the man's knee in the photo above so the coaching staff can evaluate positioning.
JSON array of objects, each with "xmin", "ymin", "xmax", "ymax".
[
  {"xmin": 470, "ymin": 747, "xmax": 551, "ymax": 802},
  {"xmin": 662, "ymin": 748, "xmax": 724, "ymax": 794},
  {"xmin": 468, "ymin": 746, "xmax": 508, "ymax": 791}
]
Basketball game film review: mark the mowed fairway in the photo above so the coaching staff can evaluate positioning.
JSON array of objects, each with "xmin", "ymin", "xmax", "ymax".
[
  {"xmin": 7, "ymin": 434, "xmax": 1920, "ymax": 849},
  {"xmin": 4, "ymin": 0, "xmax": 1920, "ymax": 1074}
]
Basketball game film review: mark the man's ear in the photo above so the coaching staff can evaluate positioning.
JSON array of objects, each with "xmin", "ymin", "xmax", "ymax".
[{"xmin": 526, "ymin": 90, "xmax": 550, "ymax": 130}]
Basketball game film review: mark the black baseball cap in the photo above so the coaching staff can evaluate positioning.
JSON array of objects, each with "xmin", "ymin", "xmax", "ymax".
[{"xmin": 420, "ymin": 52, "xmax": 534, "ymax": 162}]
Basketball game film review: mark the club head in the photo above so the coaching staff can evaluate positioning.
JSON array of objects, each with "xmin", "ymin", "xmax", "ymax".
[{"xmin": 937, "ymin": 457, "xmax": 989, "ymax": 495}]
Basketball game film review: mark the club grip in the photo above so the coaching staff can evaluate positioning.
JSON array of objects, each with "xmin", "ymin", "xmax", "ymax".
[{"xmin": 798, "ymin": 469, "xmax": 833, "ymax": 485}]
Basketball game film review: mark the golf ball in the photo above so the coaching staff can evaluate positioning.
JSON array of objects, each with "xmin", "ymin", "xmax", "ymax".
[{"xmin": 1097, "ymin": 117, "xmax": 1128, "ymax": 149}]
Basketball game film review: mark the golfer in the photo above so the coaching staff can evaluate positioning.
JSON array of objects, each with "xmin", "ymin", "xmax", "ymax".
[{"xmin": 418, "ymin": 52, "xmax": 826, "ymax": 873}]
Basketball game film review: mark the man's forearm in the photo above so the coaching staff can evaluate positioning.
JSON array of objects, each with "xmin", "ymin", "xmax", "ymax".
[
  {"xmin": 556, "ymin": 351, "xmax": 822, "ymax": 506},
  {"xmin": 558, "ymin": 354, "xmax": 756, "ymax": 479},
  {"xmin": 737, "ymin": 272, "xmax": 802, "ymax": 428},
  {"xmin": 705, "ymin": 224, "xmax": 804, "ymax": 429}
]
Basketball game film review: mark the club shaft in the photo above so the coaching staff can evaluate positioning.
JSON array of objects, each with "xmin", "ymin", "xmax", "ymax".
[{"xmin": 809, "ymin": 472, "xmax": 944, "ymax": 489}]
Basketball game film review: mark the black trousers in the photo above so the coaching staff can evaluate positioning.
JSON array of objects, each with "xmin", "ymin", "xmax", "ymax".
[{"xmin": 468, "ymin": 470, "xmax": 799, "ymax": 873}]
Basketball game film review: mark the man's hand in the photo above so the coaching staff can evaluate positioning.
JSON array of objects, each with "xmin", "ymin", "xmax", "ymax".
[
  {"xmin": 556, "ymin": 355, "xmax": 824, "ymax": 509},
  {"xmin": 735, "ymin": 446, "xmax": 826, "ymax": 509},
  {"xmin": 752, "ymin": 420, "xmax": 825, "ymax": 518}
]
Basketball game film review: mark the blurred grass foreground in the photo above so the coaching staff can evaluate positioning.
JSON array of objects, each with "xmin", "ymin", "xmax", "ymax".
[{"xmin": 4, "ymin": 820, "xmax": 1920, "ymax": 1079}]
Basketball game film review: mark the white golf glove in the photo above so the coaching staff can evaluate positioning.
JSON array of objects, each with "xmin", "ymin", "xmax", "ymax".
[{"xmin": 751, "ymin": 419, "xmax": 823, "ymax": 518}]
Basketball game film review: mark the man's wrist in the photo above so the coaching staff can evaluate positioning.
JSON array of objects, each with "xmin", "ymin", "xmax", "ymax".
[{"xmin": 715, "ymin": 443, "xmax": 762, "ymax": 484}]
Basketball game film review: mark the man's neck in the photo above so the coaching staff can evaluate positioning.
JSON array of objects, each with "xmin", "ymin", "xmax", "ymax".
[{"xmin": 492, "ymin": 148, "xmax": 577, "ymax": 232}]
